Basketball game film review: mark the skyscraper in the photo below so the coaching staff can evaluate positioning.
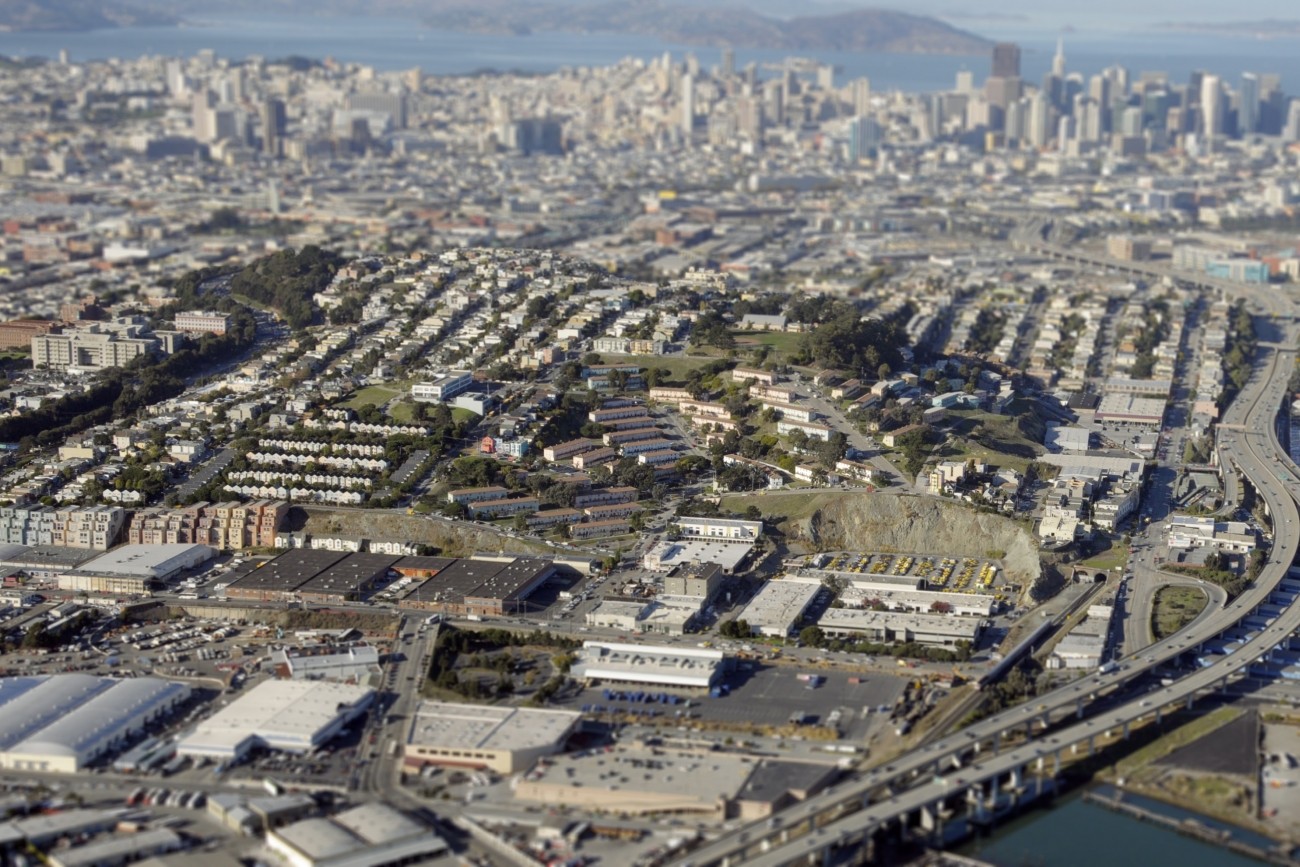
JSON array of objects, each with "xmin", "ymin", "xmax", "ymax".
[
  {"xmin": 191, "ymin": 90, "xmax": 216, "ymax": 143},
  {"xmin": 1239, "ymin": 73, "xmax": 1260, "ymax": 137},
  {"xmin": 721, "ymin": 48, "xmax": 735, "ymax": 79},
  {"xmin": 681, "ymin": 73, "xmax": 695, "ymax": 137},
  {"xmin": 1201, "ymin": 74, "xmax": 1224, "ymax": 137},
  {"xmin": 848, "ymin": 115, "xmax": 881, "ymax": 163},
  {"xmin": 1052, "ymin": 39, "xmax": 1066, "ymax": 78},
  {"xmin": 992, "ymin": 43, "xmax": 1021, "ymax": 79},
  {"xmin": 261, "ymin": 98, "xmax": 287, "ymax": 157}
]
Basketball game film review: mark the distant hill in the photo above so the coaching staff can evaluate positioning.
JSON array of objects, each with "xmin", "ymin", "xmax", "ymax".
[
  {"xmin": 420, "ymin": 2, "xmax": 993, "ymax": 54},
  {"xmin": 0, "ymin": 0, "xmax": 175, "ymax": 31}
]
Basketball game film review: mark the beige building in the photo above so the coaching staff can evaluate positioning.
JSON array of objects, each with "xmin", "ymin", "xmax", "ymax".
[{"xmin": 403, "ymin": 702, "xmax": 579, "ymax": 774}]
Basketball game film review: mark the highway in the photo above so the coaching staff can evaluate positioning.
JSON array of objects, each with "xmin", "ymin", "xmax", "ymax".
[{"xmin": 677, "ymin": 262, "xmax": 1300, "ymax": 866}]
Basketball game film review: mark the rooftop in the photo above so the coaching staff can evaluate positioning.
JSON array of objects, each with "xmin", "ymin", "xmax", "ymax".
[{"xmin": 407, "ymin": 701, "xmax": 579, "ymax": 753}]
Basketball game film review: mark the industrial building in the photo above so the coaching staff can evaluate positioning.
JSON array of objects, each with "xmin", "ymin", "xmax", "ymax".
[
  {"xmin": 404, "ymin": 701, "xmax": 580, "ymax": 774},
  {"xmin": 223, "ymin": 549, "xmax": 348, "ymax": 602},
  {"xmin": 266, "ymin": 803, "xmax": 448, "ymax": 867},
  {"xmin": 571, "ymin": 641, "xmax": 725, "ymax": 689},
  {"xmin": 514, "ymin": 746, "xmax": 837, "ymax": 820},
  {"xmin": 176, "ymin": 679, "xmax": 373, "ymax": 762},
  {"xmin": 293, "ymin": 553, "xmax": 400, "ymax": 604},
  {"xmin": 269, "ymin": 644, "xmax": 381, "ymax": 683},
  {"xmin": 815, "ymin": 608, "xmax": 984, "ymax": 647},
  {"xmin": 403, "ymin": 556, "xmax": 555, "ymax": 616},
  {"xmin": 57, "ymin": 543, "xmax": 215, "ymax": 595},
  {"xmin": 0, "ymin": 675, "xmax": 190, "ymax": 773},
  {"xmin": 736, "ymin": 579, "xmax": 822, "ymax": 637}
]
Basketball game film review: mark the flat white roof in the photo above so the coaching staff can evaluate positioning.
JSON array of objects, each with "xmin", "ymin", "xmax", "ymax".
[
  {"xmin": 68, "ymin": 544, "xmax": 214, "ymax": 579},
  {"xmin": 177, "ymin": 679, "xmax": 371, "ymax": 758},
  {"xmin": 407, "ymin": 701, "xmax": 579, "ymax": 754},
  {"xmin": 271, "ymin": 803, "xmax": 445, "ymax": 867},
  {"xmin": 573, "ymin": 641, "xmax": 724, "ymax": 688},
  {"xmin": 738, "ymin": 579, "xmax": 821, "ymax": 635}
]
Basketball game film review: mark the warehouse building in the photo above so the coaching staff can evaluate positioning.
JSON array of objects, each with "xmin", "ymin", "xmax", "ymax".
[
  {"xmin": 294, "ymin": 553, "xmax": 400, "ymax": 604},
  {"xmin": 269, "ymin": 644, "xmax": 381, "ymax": 683},
  {"xmin": 176, "ymin": 679, "xmax": 373, "ymax": 762},
  {"xmin": 0, "ymin": 675, "xmax": 190, "ymax": 773},
  {"xmin": 223, "ymin": 549, "xmax": 346, "ymax": 603},
  {"xmin": 57, "ymin": 544, "xmax": 215, "ymax": 596},
  {"xmin": 404, "ymin": 701, "xmax": 580, "ymax": 774},
  {"xmin": 736, "ymin": 579, "xmax": 821, "ymax": 637},
  {"xmin": 571, "ymin": 641, "xmax": 726, "ymax": 689},
  {"xmin": 514, "ymin": 745, "xmax": 837, "ymax": 820},
  {"xmin": 403, "ymin": 556, "xmax": 555, "ymax": 616},
  {"xmin": 267, "ymin": 803, "xmax": 447, "ymax": 867},
  {"xmin": 815, "ymin": 608, "xmax": 984, "ymax": 647}
]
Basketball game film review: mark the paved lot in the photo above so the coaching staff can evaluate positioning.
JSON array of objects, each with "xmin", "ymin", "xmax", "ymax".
[
  {"xmin": 1261, "ymin": 721, "xmax": 1300, "ymax": 833},
  {"xmin": 562, "ymin": 664, "xmax": 906, "ymax": 741}
]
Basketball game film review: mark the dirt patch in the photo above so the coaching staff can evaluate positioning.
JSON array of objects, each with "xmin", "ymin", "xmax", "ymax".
[
  {"xmin": 295, "ymin": 506, "xmax": 556, "ymax": 559},
  {"xmin": 780, "ymin": 493, "xmax": 1041, "ymax": 585}
]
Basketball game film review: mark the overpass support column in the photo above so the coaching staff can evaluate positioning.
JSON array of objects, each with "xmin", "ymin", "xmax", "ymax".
[
  {"xmin": 1123, "ymin": 720, "xmax": 1130, "ymax": 741},
  {"xmin": 994, "ymin": 730, "xmax": 1002, "ymax": 752},
  {"xmin": 1155, "ymin": 707, "xmax": 1162, "ymax": 725},
  {"xmin": 1088, "ymin": 735, "xmax": 1095, "ymax": 757},
  {"xmin": 1077, "ymin": 698, "xmax": 1084, "ymax": 719},
  {"xmin": 1186, "ymin": 693, "xmax": 1195, "ymax": 710},
  {"xmin": 1053, "ymin": 751, "xmax": 1060, "ymax": 777}
]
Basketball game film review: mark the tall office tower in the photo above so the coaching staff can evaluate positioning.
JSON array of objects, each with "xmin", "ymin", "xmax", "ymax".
[
  {"xmin": 850, "ymin": 77, "xmax": 871, "ymax": 116},
  {"xmin": 1042, "ymin": 72, "xmax": 1063, "ymax": 113},
  {"xmin": 763, "ymin": 79, "xmax": 785, "ymax": 126},
  {"xmin": 736, "ymin": 95, "xmax": 762, "ymax": 140},
  {"xmin": 1052, "ymin": 38, "xmax": 1066, "ymax": 77},
  {"xmin": 1005, "ymin": 98, "xmax": 1027, "ymax": 144},
  {"xmin": 1088, "ymin": 74, "xmax": 1111, "ymax": 109},
  {"xmin": 817, "ymin": 65, "xmax": 834, "ymax": 91},
  {"xmin": 216, "ymin": 77, "xmax": 235, "ymax": 104},
  {"xmin": 681, "ymin": 73, "xmax": 695, "ymax": 136},
  {"xmin": 1259, "ymin": 74, "xmax": 1285, "ymax": 134},
  {"xmin": 1238, "ymin": 72, "xmax": 1260, "ymax": 137},
  {"xmin": 985, "ymin": 76, "xmax": 1021, "ymax": 116},
  {"xmin": 261, "ymin": 97, "xmax": 287, "ymax": 156},
  {"xmin": 1120, "ymin": 106, "xmax": 1144, "ymax": 136},
  {"xmin": 1057, "ymin": 115, "xmax": 1076, "ymax": 150},
  {"xmin": 782, "ymin": 68, "xmax": 799, "ymax": 97},
  {"xmin": 743, "ymin": 63, "xmax": 757, "ymax": 89},
  {"xmin": 848, "ymin": 115, "xmax": 881, "ymax": 163},
  {"xmin": 686, "ymin": 53, "xmax": 700, "ymax": 77},
  {"xmin": 1284, "ymin": 99, "xmax": 1300, "ymax": 141},
  {"xmin": 1027, "ymin": 91, "xmax": 1052, "ymax": 148},
  {"xmin": 992, "ymin": 42, "xmax": 1020, "ymax": 78},
  {"xmin": 1103, "ymin": 65, "xmax": 1129, "ymax": 99},
  {"xmin": 165, "ymin": 60, "xmax": 186, "ymax": 97},
  {"xmin": 1187, "ymin": 70, "xmax": 1206, "ymax": 107},
  {"xmin": 1201, "ymin": 74, "xmax": 1224, "ymax": 137},
  {"xmin": 721, "ymin": 48, "xmax": 735, "ymax": 79},
  {"xmin": 191, "ymin": 90, "xmax": 216, "ymax": 143},
  {"xmin": 955, "ymin": 69, "xmax": 974, "ymax": 94},
  {"xmin": 1076, "ymin": 97, "xmax": 1102, "ymax": 142}
]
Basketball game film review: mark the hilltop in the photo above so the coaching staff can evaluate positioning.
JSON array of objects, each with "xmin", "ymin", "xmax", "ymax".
[{"xmin": 0, "ymin": 0, "xmax": 174, "ymax": 31}]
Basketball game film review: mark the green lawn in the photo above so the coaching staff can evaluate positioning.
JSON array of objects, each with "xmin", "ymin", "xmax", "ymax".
[
  {"xmin": 343, "ymin": 385, "xmax": 401, "ymax": 410},
  {"xmin": 731, "ymin": 330, "xmax": 806, "ymax": 358},
  {"xmin": 451, "ymin": 407, "xmax": 480, "ymax": 424},
  {"xmin": 929, "ymin": 409, "xmax": 1045, "ymax": 473},
  {"xmin": 599, "ymin": 354, "xmax": 721, "ymax": 384},
  {"xmin": 1079, "ymin": 544, "xmax": 1131, "ymax": 572}
]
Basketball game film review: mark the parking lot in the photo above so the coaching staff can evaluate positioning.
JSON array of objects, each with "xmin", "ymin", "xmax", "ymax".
[{"xmin": 560, "ymin": 663, "xmax": 907, "ymax": 741}]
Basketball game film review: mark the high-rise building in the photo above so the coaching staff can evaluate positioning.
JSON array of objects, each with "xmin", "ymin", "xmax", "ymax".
[
  {"xmin": 1052, "ymin": 39, "xmax": 1066, "ymax": 78},
  {"xmin": 848, "ymin": 115, "xmax": 881, "ymax": 163},
  {"xmin": 991, "ymin": 42, "xmax": 1021, "ymax": 79},
  {"xmin": 1027, "ymin": 91, "xmax": 1052, "ymax": 148},
  {"xmin": 721, "ymin": 48, "xmax": 735, "ymax": 79},
  {"xmin": 850, "ymin": 78, "xmax": 871, "ymax": 116},
  {"xmin": 261, "ymin": 97, "xmax": 286, "ymax": 157},
  {"xmin": 955, "ymin": 69, "xmax": 974, "ymax": 94},
  {"xmin": 191, "ymin": 90, "xmax": 216, "ymax": 143},
  {"xmin": 681, "ymin": 72, "xmax": 695, "ymax": 136},
  {"xmin": 1239, "ymin": 72, "xmax": 1260, "ymax": 137},
  {"xmin": 1201, "ymin": 73, "xmax": 1224, "ymax": 137}
]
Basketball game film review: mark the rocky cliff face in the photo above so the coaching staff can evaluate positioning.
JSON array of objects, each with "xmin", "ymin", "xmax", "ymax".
[{"xmin": 783, "ymin": 494, "xmax": 1041, "ymax": 585}]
